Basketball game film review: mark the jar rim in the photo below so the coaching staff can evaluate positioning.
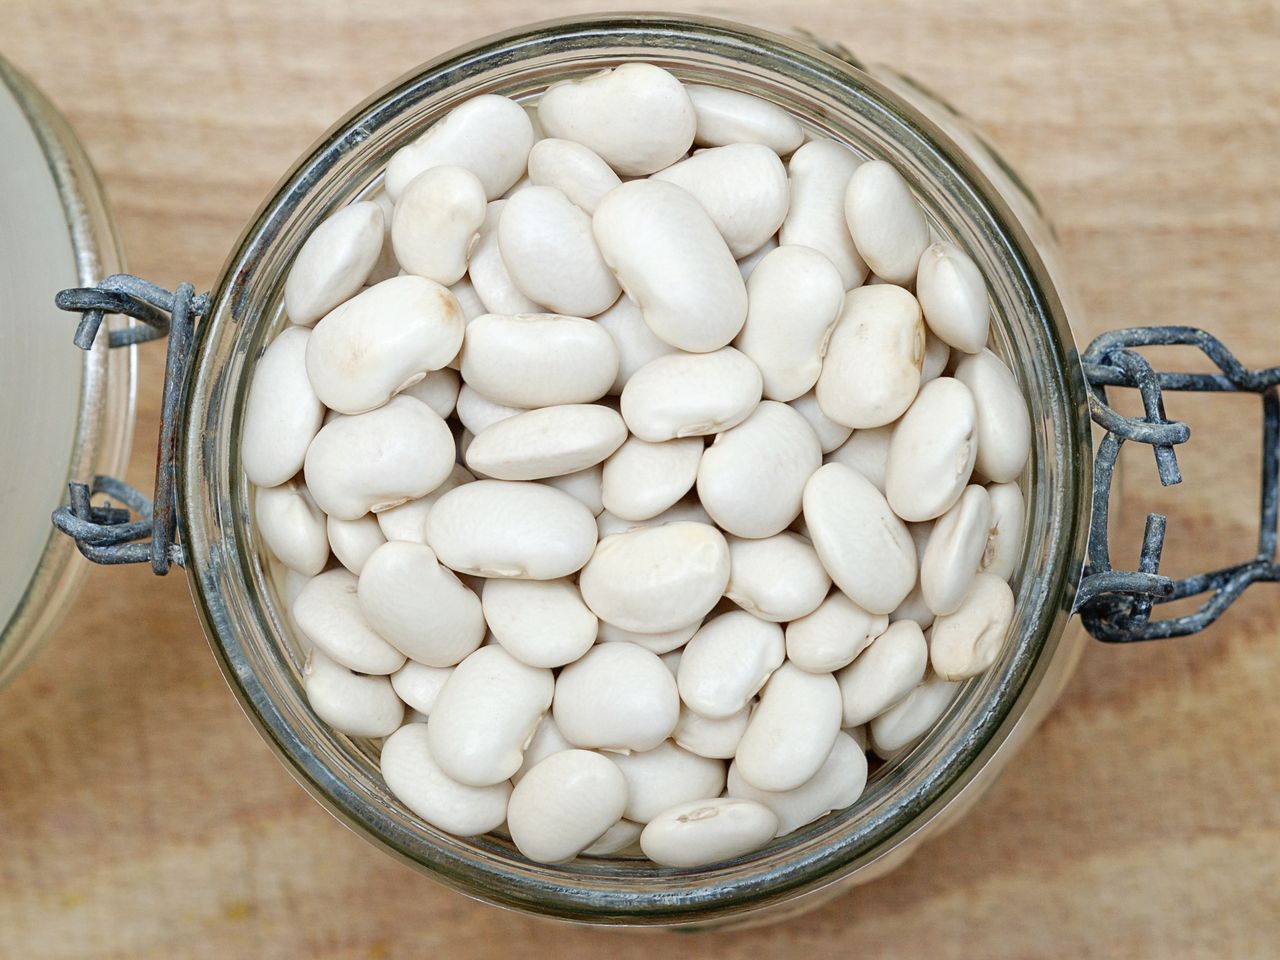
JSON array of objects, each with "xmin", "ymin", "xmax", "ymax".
[{"xmin": 180, "ymin": 12, "xmax": 1091, "ymax": 925}]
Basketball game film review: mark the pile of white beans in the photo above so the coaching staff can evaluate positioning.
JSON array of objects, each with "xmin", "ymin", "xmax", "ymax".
[{"xmin": 242, "ymin": 63, "xmax": 1030, "ymax": 869}]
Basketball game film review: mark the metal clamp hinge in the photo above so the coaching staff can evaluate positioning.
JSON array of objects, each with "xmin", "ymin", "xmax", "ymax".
[
  {"xmin": 52, "ymin": 275, "xmax": 209, "ymax": 574},
  {"xmin": 1077, "ymin": 326, "xmax": 1280, "ymax": 641}
]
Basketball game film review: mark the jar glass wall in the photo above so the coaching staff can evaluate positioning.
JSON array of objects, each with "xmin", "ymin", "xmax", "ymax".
[{"xmin": 179, "ymin": 14, "xmax": 1091, "ymax": 927}]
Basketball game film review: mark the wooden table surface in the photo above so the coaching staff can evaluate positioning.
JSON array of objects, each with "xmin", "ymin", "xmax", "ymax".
[{"xmin": 3, "ymin": 1, "xmax": 1278, "ymax": 957}]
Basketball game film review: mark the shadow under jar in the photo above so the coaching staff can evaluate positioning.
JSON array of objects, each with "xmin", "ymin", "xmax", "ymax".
[{"xmin": 182, "ymin": 14, "xmax": 1091, "ymax": 928}]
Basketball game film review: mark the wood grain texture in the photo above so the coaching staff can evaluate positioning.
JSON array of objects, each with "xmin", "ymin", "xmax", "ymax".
[{"xmin": 2, "ymin": 1, "xmax": 1278, "ymax": 957}]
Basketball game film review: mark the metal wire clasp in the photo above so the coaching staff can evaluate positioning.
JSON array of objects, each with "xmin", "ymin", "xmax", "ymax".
[
  {"xmin": 52, "ymin": 275, "xmax": 209, "ymax": 574},
  {"xmin": 1076, "ymin": 327, "xmax": 1280, "ymax": 641},
  {"xmin": 47, "ymin": 279, "xmax": 1280, "ymax": 635}
]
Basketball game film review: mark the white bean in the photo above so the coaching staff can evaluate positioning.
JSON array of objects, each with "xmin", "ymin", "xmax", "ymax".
[
  {"xmin": 673, "ymin": 703, "xmax": 751, "ymax": 760},
  {"xmin": 981, "ymin": 481, "xmax": 1026, "ymax": 581},
  {"xmin": 641, "ymin": 798, "xmax": 778, "ymax": 867},
  {"xmin": 425, "ymin": 480, "xmax": 598, "ymax": 579},
  {"xmin": 601, "ymin": 436, "xmax": 702, "ymax": 522},
  {"xmin": 401, "ymin": 367, "xmax": 461, "ymax": 419},
  {"xmin": 825, "ymin": 423, "xmax": 894, "ymax": 494},
  {"xmin": 953, "ymin": 349, "xmax": 1031, "ymax": 483},
  {"xmin": 599, "ymin": 619, "xmax": 699, "ymax": 654},
  {"xmin": 304, "ymin": 649, "xmax": 404, "ymax": 738},
  {"xmin": 624, "ymin": 503, "xmax": 722, "ymax": 539},
  {"xmin": 537, "ymin": 63, "xmax": 695, "ymax": 177},
  {"xmin": 889, "ymin": 521, "xmax": 937, "ymax": 629},
  {"xmin": 594, "ymin": 180, "xmax": 747, "ymax": 353},
  {"xmin": 884, "ymin": 583, "xmax": 932, "ymax": 629},
  {"xmin": 468, "ymin": 200, "xmax": 541, "ymax": 315},
  {"xmin": 523, "ymin": 102, "xmax": 544, "ymax": 139},
  {"xmin": 884, "ymin": 376, "xmax": 978, "ymax": 522},
  {"xmin": 481, "ymin": 577, "xmax": 598, "ymax": 668},
  {"xmin": 538, "ymin": 464, "xmax": 604, "ymax": 517},
  {"xmin": 734, "ymin": 663, "xmax": 841, "ymax": 792},
  {"xmin": 553, "ymin": 642, "xmax": 680, "ymax": 753},
  {"xmin": 507, "ymin": 749, "xmax": 628, "ymax": 863},
  {"xmin": 375, "ymin": 463, "xmax": 473, "ymax": 544},
  {"xmin": 609, "ymin": 740, "xmax": 727, "ymax": 823},
  {"xmin": 293, "ymin": 569, "xmax": 405, "ymax": 674},
  {"xmin": 326, "ymin": 513, "xmax": 385, "ymax": 576},
  {"xmin": 390, "ymin": 660, "xmax": 452, "ymax": 716},
  {"xmin": 869, "ymin": 676, "xmax": 962, "ymax": 757},
  {"xmin": 579, "ymin": 522, "xmax": 730, "ymax": 633},
  {"xmin": 304, "ymin": 395, "xmax": 455, "ymax": 519},
  {"xmin": 460, "ymin": 313, "xmax": 619, "ymax": 408},
  {"xmin": 734, "ymin": 245, "xmax": 844, "ymax": 402},
  {"xmin": 498, "ymin": 185, "xmax": 620, "ymax": 316},
  {"xmin": 505, "ymin": 175, "xmax": 534, "ymax": 197},
  {"xmin": 242, "ymin": 327, "xmax": 324, "ymax": 487},
  {"xmin": 280, "ymin": 568, "xmax": 313, "ymax": 650},
  {"xmin": 385, "ymin": 94, "xmax": 534, "ymax": 201},
  {"xmin": 697, "ymin": 400, "xmax": 821, "ymax": 538},
  {"xmin": 621, "ymin": 348, "xmax": 762, "ymax": 442},
  {"xmin": 380, "ymin": 723, "xmax": 510, "ymax": 836},
  {"xmin": 596, "ymin": 498, "xmax": 713, "ymax": 540},
  {"xmin": 921, "ymin": 485, "xmax": 991, "ymax": 616},
  {"xmin": 915, "ymin": 241, "xmax": 989, "ymax": 354},
  {"xmin": 513, "ymin": 713, "xmax": 573, "ymax": 784},
  {"xmin": 357, "ymin": 541, "xmax": 485, "ymax": 667},
  {"xmin": 725, "ymin": 533, "xmax": 830, "ymax": 623},
  {"xmin": 836, "ymin": 619, "xmax": 928, "ymax": 727},
  {"xmin": 465, "ymin": 405, "xmax": 627, "ymax": 480},
  {"xmin": 922, "ymin": 329, "xmax": 951, "ymax": 383},
  {"xmin": 391, "ymin": 166, "xmax": 487, "ymax": 286},
  {"xmin": 686, "ymin": 84, "xmax": 804, "ymax": 154},
  {"xmin": 454, "ymin": 384, "xmax": 522, "ymax": 434},
  {"xmin": 284, "ymin": 201, "xmax": 385, "ymax": 326},
  {"xmin": 593, "ymin": 295, "xmax": 676, "ymax": 394},
  {"xmin": 449, "ymin": 276, "xmax": 486, "ymax": 326},
  {"xmin": 817, "ymin": 284, "xmax": 924, "ymax": 429},
  {"xmin": 844, "ymin": 160, "xmax": 931, "ymax": 286},
  {"xmin": 802, "ymin": 462, "xmax": 916, "ymax": 615},
  {"xmin": 255, "ymin": 479, "xmax": 328, "ymax": 576},
  {"xmin": 736, "ymin": 235, "xmax": 778, "ymax": 281},
  {"xmin": 780, "ymin": 139, "xmax": 867, "ymax": 288},
  {"xmin": 305, "ymin": 275, "xmax": 464, "ymax": 415},
  {"xmin": 582, "ymin": 818, "xmax": 644, "ymax": 857},
  {"xmin": 427, "ymin": 645, "xmax": 553, "ymax": 786},
  {"xmin": 650, "ymin": 143, "xmax": 789, "ymax": 258},
  {"xmin": 929, "ymin": 572, "xmax": 1015, "ymax": 681},
  {"xmin": 788, "ymin": 390, "xmax": 853, "ymax": 453},
  {"xmin": 677, "ymin": 610, "xmax": 784, "ymax": 719},
  {"xmin": 457, "ymin": 429, "xmax": 478, "ymax": 467},
  {"xmin": 366, "ymin": 191, "xmax": 400, "ymax": 284},
  {"xmin": 844, "ymin": 724, "xmax": 868, "ymax": 750},
  {"xmin": 596, "ymin": 510, "xmax": 636, "ymax": 539},
  {"xmin": 659, "ymin": 649, "xmax": 684, "ymax": 679},
  {"xmin": 726, "ymin": 731, "xmax": 867, "ymax": 835},
  {"xmin": 363, "ymin": 192, "xmax": 396, "ymax": 281},
  {"xmin": 786, "ymin": 591, "xmax": 888, "ymax": 673},
  {"xmin": 526, "ymin": 138, "xmax": 621, "ymax": 214}
]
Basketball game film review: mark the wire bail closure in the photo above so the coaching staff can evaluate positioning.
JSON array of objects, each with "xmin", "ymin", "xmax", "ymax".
[
  {"xmin": 47, "ymin": 277, "xmax": 1280, "ymax": 639},
  {"xmin": 1076, "ymin": 326, "xmax": 1280, "ymax": 640},
  {"xmin": 51, "ymin": 275, "xmax": 208, "ymax": 574}
]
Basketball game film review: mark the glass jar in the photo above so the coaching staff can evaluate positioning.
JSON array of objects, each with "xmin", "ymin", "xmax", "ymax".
[{"xmin": 173, "ymin": 14, "xmax": 1090, "ymax": 927}]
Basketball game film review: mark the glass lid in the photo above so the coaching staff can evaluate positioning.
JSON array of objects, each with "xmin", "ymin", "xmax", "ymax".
[{"xmin": 0, "ymin": 57, "xmax": 134, "ymax": 688}]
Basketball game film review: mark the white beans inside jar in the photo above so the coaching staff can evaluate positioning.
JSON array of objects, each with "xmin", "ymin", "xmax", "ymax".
[{"xmin": 244, "ymin": 62, "xmax": 1031, "ymax": 869}]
